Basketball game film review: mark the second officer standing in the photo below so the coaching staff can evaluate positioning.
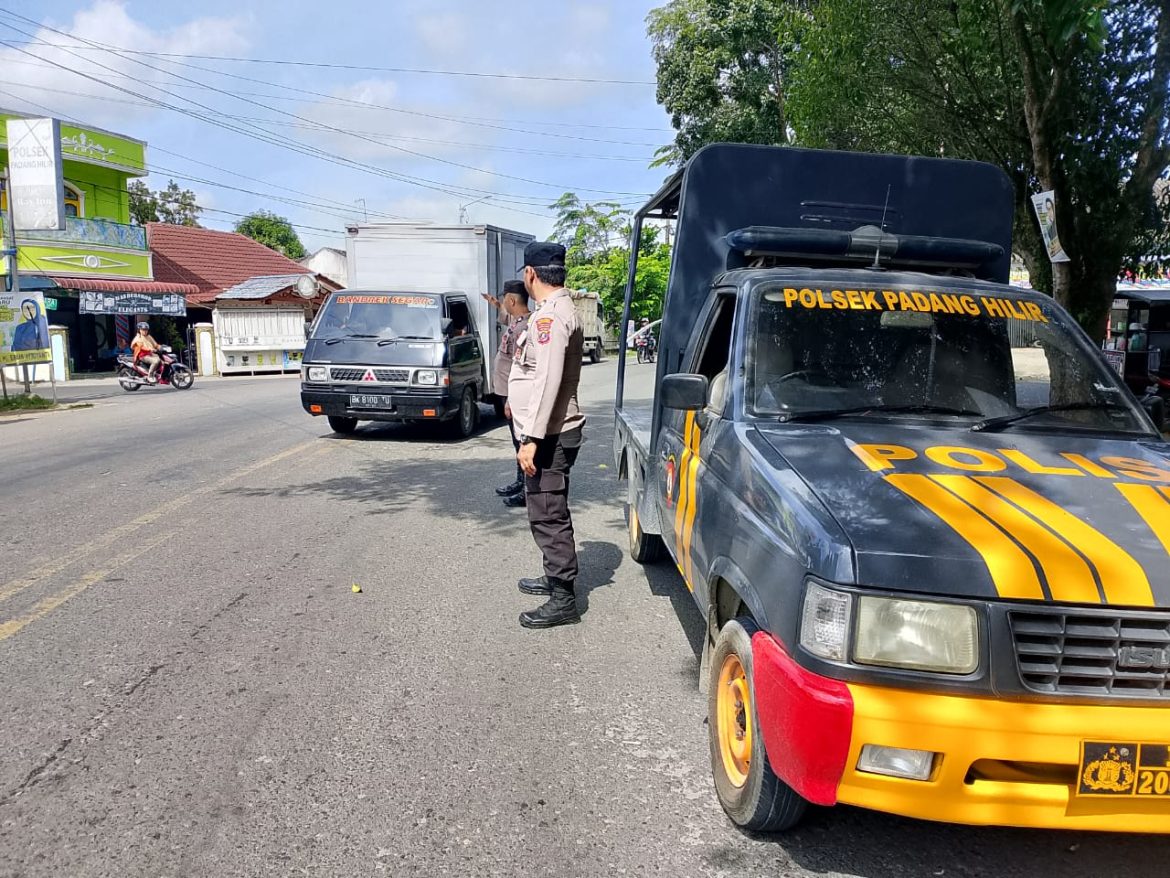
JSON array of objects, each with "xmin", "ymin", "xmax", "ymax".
[{"xmin": 508, "ymin": 242, "xmax": 586, "ymax": 629}]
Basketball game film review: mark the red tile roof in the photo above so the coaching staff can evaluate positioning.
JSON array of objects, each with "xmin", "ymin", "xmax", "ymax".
[
  {"xmin": 147, "ymin": 223, "xmax": 314, "ymax": 305},
  {"xmin": 46, "ymin": 276, "xmax": 200, "ymax": 295}
]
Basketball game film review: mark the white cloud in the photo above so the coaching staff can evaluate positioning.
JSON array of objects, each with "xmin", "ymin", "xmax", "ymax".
[
  {"xmin": 414, "ymin": 12, "xmax": 472, "ymax": 58},
  {"xmin": 0, "ymin": 1, "xmax": 252, "ymax": 130},
  {"xmin": 569, "ymin": 4, "xmax": 611, "ymax": 36}
]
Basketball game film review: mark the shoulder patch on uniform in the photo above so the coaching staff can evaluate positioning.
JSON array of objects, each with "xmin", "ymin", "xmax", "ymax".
[{"xmin": 535, "ymin": 316, "xmax": 554, "ymax": 345}]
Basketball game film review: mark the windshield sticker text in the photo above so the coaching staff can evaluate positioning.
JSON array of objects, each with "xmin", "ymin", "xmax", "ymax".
[
  {"xmin": 335, "ymin": 294, "xmax": 438, "ymax": 307},
  {"xmin": 780, "ymin": 287, "xmax": 1048, "ymax": 322}
]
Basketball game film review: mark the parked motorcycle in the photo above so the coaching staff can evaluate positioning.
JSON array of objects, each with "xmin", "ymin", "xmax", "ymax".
[{"xmin": 117, "ymin": 345, "xmax": 194, "ymax": 392}]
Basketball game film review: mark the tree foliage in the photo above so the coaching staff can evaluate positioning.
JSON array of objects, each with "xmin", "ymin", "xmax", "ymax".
[
  {"xmin": 647, "ymin": 0, "xmax": 809, "ymax": 164},
  {"xmin": 551, "ymin": 193, "xmax": 671, "ymax": 322},
  {"xmin": 128, "ymin": 179, "xmax": 201, "ymax": 227},
  {"xmin": 647, "ymin": 0, "xmax": 1170, "ymax": 337},
  {"xmin": 234, "ymin": 210, "xmax": 307, "ymax": 259}
]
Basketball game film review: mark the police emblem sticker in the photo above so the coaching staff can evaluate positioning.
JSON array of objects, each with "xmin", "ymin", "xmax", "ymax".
[
  {"xmin": 665, "ymin": 455, "xmax": 677, "ymax": 506},
  {"xmin": 1078, "ymin": 742, "xmax": 1138, "ymax": 796},
  {"xmin": 535, "ymin": 317, "xmax": 554, "ymax": 345}
]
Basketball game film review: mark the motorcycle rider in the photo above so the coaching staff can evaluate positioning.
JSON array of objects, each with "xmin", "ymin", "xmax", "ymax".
[{"xmin": 131, "ymin": 321, "xmax": 162, "ymax": 384}]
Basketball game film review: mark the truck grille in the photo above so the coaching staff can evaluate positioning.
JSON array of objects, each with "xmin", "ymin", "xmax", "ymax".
[
  {"xmin": 327, "ymin": 367, "xmax": 410, "ymax": 383},
  {"xmin": 1009, "ymin": 609, "xmax": 1170, "ymax": 699}
]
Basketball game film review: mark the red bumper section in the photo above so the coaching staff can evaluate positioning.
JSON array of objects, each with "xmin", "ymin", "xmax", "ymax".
[{"xmin": 750, "ymin": 632, "xmax": 854, "ymax": 806}]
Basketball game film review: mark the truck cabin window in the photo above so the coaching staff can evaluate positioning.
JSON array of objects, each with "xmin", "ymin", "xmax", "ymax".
[
  {"xmin": 747, "ymin": 283, "xmax": 1150, "ymax": 434},
  {"xmin": 314, "ymin": 294, "xmax": 441, "ymax": 340},
  {"xmin": 446, "ymin": 300, "xmax": 473, "ymax": 337}
]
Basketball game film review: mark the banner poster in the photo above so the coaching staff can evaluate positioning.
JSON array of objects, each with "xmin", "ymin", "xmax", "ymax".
[
  {"xmin": 0, "ymin": 291, "xmax": 52, "ymax": 366},
  {"xmin": 1032, "ymin": 191, "xmax": 1071, "ymax": 263}
]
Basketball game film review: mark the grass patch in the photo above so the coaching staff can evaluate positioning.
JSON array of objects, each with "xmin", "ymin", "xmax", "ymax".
[{"xmin": 0, "ymin": 394, "xmax": 56, "ymax": 413}]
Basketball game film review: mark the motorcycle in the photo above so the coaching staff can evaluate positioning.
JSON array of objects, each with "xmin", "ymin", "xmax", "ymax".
[
  {"xmin": 635, "ymin": 332, "xmax": 657, "ymax": 364},
  {"xmin": 117, "ymin": 345, "xmax": 195, "ymax": 392}
]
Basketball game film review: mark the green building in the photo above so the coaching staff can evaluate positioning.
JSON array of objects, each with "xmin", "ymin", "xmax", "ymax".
[{"xmin": 1, "ymin": 111, "xmax": 193, "ymax": 375}]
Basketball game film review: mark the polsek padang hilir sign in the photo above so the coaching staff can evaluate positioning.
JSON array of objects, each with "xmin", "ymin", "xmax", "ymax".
[
  {"xmin": 5, "ymin": 117, "xmax": 65, "ymax": 232},
  {"xmin": 0, "ymin": 291, "xmax": 52, "ymax": 366}
]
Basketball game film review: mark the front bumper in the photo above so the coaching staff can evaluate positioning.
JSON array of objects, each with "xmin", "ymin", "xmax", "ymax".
[
  {"xmin": 751, "ymin": 632, "xmax": 1170, "ymax": 833},
  {"xmin": 300, "ymin": 385, "xmax": 455, "ymax": 421}
]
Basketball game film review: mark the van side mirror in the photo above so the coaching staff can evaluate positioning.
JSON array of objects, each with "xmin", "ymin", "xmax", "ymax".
[
  {"xmin": 440, "ymin": 318, "xmax": 453, "ymax": 336},
  {"xmin": 661, "ymin": 373, "xmax": 709, "ymax": 411}
]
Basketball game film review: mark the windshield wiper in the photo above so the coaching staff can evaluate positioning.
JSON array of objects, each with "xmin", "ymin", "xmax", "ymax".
[
  {"xmin": 377, "ymin": 335, "xmax": 435, "ymax": 345},
  {"xmin": 778, "ymin": 404, "xmax": 983, "ymax": 424},
  {"xmin": 324, "ymin": 333, "xmax": 380, "ymax": 345},
  {"xmin": 972, "ymin": 402, "xmax": 1132, "ymax": 433}
]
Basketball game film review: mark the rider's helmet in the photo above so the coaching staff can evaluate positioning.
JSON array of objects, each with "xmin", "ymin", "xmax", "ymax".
[
  {"xmin": 136, "ymin": 321, "xmax": 150, "ymax": 331},
  {"xmin": 639, "ymin": 318, "xmax": 650, "ymax": 326}
]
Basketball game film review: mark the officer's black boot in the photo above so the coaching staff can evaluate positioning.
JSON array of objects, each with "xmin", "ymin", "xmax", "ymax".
[
  {"xmin": 519, "ymin": 578, "xmax": 580, "ymax": 629},
  {"xmin": 517, "ymin": 575, "xmax": 552, "ymax": 596},
  {"xmin": 495, "ymin": 475, "xmax": 524, "ymax": 496}
]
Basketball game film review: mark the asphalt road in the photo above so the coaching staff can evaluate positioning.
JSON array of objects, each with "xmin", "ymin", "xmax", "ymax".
[{"xmin": 1, "ymin": 360, "xmax": 1167, "ymax": 877}]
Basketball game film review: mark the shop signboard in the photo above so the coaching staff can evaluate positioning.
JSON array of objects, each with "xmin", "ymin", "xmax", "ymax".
[
  {"xmin": 0, "ymin": 290, "xmax": 52, "ymax": 365},
  {"xmin": 5, "ymin": 117, "xmax": 65, "ymax": 231},
  {"xmin": 78, "ymin": 291, "xmax": 186, "ymax": 316}
]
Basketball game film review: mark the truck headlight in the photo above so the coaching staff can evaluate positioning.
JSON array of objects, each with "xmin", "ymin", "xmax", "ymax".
[
  {"xmin": 854, "ymin": 596, "xmax": 978, "ymax": 674},
  {"xmin": 306, "ymin": 366, "xmax": 328, "ymax": 382},
  {"xmin": 414, "ymin": 369, "xmax": 438, "ymax": 385},
  {"xmin": 800, "ymin": 583, "xmax": 852, "ymax": 662}
]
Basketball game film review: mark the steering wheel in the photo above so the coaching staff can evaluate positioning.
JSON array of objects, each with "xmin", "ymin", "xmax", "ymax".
[{"xmin": 774, "ymin": 369, "xmax": 827, "ymax": 385}]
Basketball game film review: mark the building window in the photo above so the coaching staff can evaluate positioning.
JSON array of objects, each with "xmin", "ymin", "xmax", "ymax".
[
  {"xmin": 0, "ymin": 183, "xmax": 83, "ymax": 217},
  {"xmin": 63, "ymin": 183, "xmax": 83, "ymax": 218}
]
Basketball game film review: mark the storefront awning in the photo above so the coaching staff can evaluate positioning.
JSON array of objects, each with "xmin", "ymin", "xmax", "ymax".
[{"xmin": 46, "ymin": 276, "xmax": 201, "ymax": 295}]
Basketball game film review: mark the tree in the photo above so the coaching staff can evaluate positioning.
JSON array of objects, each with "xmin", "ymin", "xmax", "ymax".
[
  {"xmin": 648, "ymin": 0, "xmax": 1170, "ymax": 336},
  {"xmin": 647, "ymin": 0, "xmax": 810, "ymax": 164},
  {"xmin": 128, "ymin": 179, "xmax": 201, "ymax": 227},
  {"xmin": 234, "ymin": 210, "xmax": 306, "ymax": 259},
  {"xmin": 551, "ymin": 193, "xmax": 670, "ymax": 322}
]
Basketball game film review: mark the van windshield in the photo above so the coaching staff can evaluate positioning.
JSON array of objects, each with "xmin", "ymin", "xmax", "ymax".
[
  {"xmin": 747, "ymin": 282, "xmax": 1152, "ymax": 434},
  {"xmin": 314, "ymin": 293, "xmax": 441, "ymax": 340}
]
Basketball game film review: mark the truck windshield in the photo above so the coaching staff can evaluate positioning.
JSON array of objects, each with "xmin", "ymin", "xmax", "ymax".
[
  {"xmin": 313, "ymin": 293, "xmax": 441, "ymax": 340},
  {"xmin": 747, "ymin": 282, "xmax": 1152, "ymax": 434}
]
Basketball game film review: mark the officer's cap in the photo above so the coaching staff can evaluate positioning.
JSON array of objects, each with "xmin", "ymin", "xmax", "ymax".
[{"xmin": 520, "ymin": 241, "xmax": 566, "ymax": 270}]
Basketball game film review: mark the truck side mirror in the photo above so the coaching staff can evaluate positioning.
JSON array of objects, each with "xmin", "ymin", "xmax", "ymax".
[
  {"xmin": 661, "ymin": 373, "xmax": 709, "ymax": 411},
  {"xmin": 440, "ymin": 318, "xmax": 453, "ymax": 336}
]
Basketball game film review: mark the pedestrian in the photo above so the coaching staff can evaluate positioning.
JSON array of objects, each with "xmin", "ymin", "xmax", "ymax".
[
  {"xmin": 509, "ymin": 242, "xmax": 585, "ymax": 629},
  {"xmin": 484, "ymin": 280, "xmax": 531, "ymax": 508}
]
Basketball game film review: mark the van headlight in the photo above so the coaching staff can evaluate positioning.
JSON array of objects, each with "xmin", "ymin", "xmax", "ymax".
[
  {"xmin": 306, "ymin": 366, "xmax": 328, "ymax": 382},
  {"xmin": 854, "ymin": 596, "xmax": 978, "ymax": 674},
  {"xmin": 799, "ymin": 583, "xmax": 979, "ymax": 675},
  {"xmin": 414, "ymin": 369, "xmax": 438, "ymax": 385}
]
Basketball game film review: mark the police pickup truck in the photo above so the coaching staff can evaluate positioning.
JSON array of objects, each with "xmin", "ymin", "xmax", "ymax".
[{"xmin": 614, "ymin": 144, "xmax": 1170, "ymax": 834}]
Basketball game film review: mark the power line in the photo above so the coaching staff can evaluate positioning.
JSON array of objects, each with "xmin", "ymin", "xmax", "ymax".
[
  {"xmin": 0, "ymin": 54, "xmax": 669, "ymax": 146},
  {"xmin": 0, "ymin": 11, "xmax": 653, "ymax": 197},
  {"xmin": 24, "ymin": 40, "xmax": 657, "ymax": 86},
  {"xmin": 0, "ymin": 32, "xmax": 569, "ymax": 215}
]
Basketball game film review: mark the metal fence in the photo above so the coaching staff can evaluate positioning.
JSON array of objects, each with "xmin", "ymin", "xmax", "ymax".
[{"xmin": 1008, "ymin": 319, "xmax": 1042, "ymax": 348}]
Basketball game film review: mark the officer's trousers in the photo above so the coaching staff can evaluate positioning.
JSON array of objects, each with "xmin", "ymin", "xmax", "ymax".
[{"xmin": 524, "ymin": 427, "xmax": 583, "ymax": 584}]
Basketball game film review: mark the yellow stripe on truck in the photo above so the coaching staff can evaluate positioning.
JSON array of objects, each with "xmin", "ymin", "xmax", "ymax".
[
  {"xmin": 886, "ymin": 474, "xmax": 1045, "ymax": 600},
  {"xmin": 1116, "ymin": 484, "xmax": 1170, "ymax": 557},
  {"xmin": 681, "ymin": 414, "xmax": 702, "ymax": 589},
  {"xmin": 930, "ymin": 474, "xmax": 1098, "ymax": 604},
  {"xmin": 977, "ymin": 476, "xmax": 1154, "ymax": 607},
  {"xmin": 673, "ymin": 412, "xmax": 696, "ymax": 588}
]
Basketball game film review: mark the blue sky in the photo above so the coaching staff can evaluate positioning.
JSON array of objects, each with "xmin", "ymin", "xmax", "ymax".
[{"xmin": 1, "ymin": 1, "xmax": 674, "ymax": 251}]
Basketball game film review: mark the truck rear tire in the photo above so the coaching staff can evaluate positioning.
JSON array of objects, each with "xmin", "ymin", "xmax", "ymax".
[
  {"xmin": 449, "ymin": 387, "xmax": 479, "ymax": 438},
  {"xmin": 328, "ymin": 416, "xmax": 359, "ymax": 435},
  {"xmin": 627, "ymin": 503, "xmax": 665, "ymax": 563},
  {"xmin": 589, "ymin": 346, "xmax": 602, "ymax": 365},
  {"xmin": 709, "ymin": 617, "xmax": 808, "ymax": 833}
]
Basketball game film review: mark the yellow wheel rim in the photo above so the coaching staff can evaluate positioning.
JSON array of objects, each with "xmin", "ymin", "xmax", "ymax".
[
  {"xmin": 716, "ymin": 653, "xmax": 752, "ymax": 788},
  {"xmin": 629, "ymin": 506, "xmax": 640, "ymax": 548}
]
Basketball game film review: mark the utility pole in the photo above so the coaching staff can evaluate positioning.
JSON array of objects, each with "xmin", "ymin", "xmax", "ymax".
[
  {"xmin": 458, "ymin": 195, "xmax": 492, "ymax": 224},
  {"xmin": 354, "ymin": 198, "xmax": 368, "ymax": 223},
  {"xmin": 0, "ymin": 168, "xmax": 19, "ymax": 400}
]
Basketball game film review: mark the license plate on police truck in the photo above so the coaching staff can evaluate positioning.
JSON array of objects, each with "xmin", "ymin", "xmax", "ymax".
[
  {"xmin": 1077, "ymin": 742, "xmax": 1170, "ymax": 798},
  {"xmin": 349, "ymin": 394, "xmax": 394, "ymax": 409}
]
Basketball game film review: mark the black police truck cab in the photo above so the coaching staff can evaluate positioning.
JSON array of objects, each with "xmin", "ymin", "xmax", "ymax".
[
  {"xmin": 301, "ymin": 290, "xmax": 486, "ymax": 437},
  {"xmin": 615, "ymin": 144, "xmax": 1170, "ymax": 835}
]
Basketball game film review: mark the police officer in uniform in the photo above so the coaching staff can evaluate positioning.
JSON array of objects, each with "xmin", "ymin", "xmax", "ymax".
[
  {"xmin": 485, "ymin": 280, "xmax": 531, "ymax": 506},
  {"xmin": 508, "ymin": 242, "xmax": 585, "ymax": 629}
]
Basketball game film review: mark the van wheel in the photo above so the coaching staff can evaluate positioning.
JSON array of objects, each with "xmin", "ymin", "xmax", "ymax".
[
  {"xmin": 328, "ymin": 416, "xmax": 359, "ymax": 435},
  {"xmin": 450, "ymin": 387, "xmax": 478, "ymax": 438},
  {"xmin": 709, "ymin": 617, "xmax": 808, "ymax": 833},
  {"xmin": 589, "ymin": 347, "xmax": 602, "ymax": 365},
  {"xmin": 627, "ymin": 503, "xmax": 665, "ymax": 563}
]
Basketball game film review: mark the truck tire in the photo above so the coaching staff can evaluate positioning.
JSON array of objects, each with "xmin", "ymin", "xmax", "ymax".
[
  {"xmin": 328, "ymin": 416, "xmax": 359, "ymax": 435},
  {"xmin": 627, "ymin": 503, "xmax": 665, "ymax": 563},
  {"xmin": 708, "ymin": 617, "xmax": 808, "ymax": 833},
  {"xmin": 449, "ymin": 387, "xmax": 479, "ymax": 438},
  {"xmin": 589, "ymin": 346, "xmax": 602, "ymax": 365}
]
